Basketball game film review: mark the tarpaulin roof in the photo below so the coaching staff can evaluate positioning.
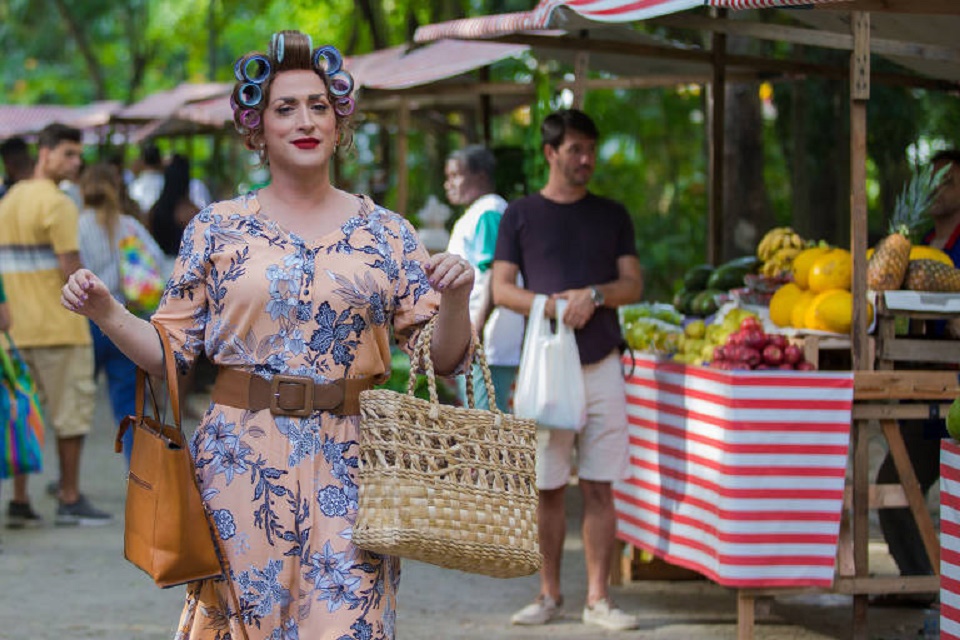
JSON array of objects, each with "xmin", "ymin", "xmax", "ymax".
[
  {"xmin": 415, "ymin": 0, "xmax": 851, "ymax": 42},
  {"xmin": 0, "ymin": 102, "xmax": 121, "ymax": 139},
  {"xmin": 116, "ymin": 39, "xmax": 530, "ymax": 138}
]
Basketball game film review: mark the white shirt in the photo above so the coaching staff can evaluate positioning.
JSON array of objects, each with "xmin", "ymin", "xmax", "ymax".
[{"xmin": 447, "ymin": 193, "xmax": 525, "ymax": 366}]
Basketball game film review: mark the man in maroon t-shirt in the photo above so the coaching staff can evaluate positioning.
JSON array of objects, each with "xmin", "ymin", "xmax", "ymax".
[{"xmin": 492, "ymin": 110, "xmax": 643, "ymax": 631}]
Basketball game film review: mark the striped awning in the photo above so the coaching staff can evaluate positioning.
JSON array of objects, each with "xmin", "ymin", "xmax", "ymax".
[{"xmin": 416, "ymin": 0, "xmax": 851, "ymax": 42}]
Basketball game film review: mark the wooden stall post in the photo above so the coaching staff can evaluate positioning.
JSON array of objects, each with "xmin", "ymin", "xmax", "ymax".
[
  {"xmin": 573, "ymin": 48, "xmax": 590, "ymax": 110},
  {"xmin": 849, "ymin": 11, "xmax": 871, "ymax": 640},
  {"xmin": 707, "ymin": 9, "xmax": 727, "ymax": 266},
  {"xmin": 396, "ymin": 98, "xmax": 410, "ymax": 216}
]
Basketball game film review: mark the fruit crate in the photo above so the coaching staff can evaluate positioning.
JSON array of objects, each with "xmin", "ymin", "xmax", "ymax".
[{"xmin": 873, "ymin": 293, "xmax": 960, "ymax": 369}]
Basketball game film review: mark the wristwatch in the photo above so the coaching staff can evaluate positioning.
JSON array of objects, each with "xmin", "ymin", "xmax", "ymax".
[{"xmin": 589, "ymin": 286, "xmax": 604, "ymax": 308}]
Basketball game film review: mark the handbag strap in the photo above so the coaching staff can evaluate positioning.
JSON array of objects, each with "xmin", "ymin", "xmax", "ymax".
[
  {"xmin": 113, "ymin": 322, "xmax": 177, "ymax": 453},
  {"xmin": 408, "ymin": 316, "xmax": 502, "ymax": 415}
]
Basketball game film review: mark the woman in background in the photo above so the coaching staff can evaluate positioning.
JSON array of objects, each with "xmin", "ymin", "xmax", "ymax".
[
  {"xmin": 149, "ymin": 154, "xmax": 201, "ymax": 269},
  {"xmin": 77, "ymin": 163, "xmax": 165, "ymax": 464}
]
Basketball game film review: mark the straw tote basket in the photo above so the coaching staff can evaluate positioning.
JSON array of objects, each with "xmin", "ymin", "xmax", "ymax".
[{"xmin": 354, "ymin": 318, "xmax": 541, "ymax": 578}]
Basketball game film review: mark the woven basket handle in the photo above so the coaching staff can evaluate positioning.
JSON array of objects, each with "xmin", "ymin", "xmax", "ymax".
[{"xmin": 409, "ymin": 316, "xmax": 500, "ymax": 413}]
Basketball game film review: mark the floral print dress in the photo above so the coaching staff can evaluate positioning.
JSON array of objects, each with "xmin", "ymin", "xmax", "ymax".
[{"xmin": 151, "ymin": 192, "xmax": 446, "ymax": 640}]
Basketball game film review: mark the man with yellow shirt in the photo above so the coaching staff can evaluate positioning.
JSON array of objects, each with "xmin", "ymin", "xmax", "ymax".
[{"xmin": 0, "ymin": 124, "xmax": 110, "ymax": 527}]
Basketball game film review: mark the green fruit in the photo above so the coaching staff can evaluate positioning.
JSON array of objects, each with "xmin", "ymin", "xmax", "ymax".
[
  {"xmin": 948, "ymin": 397, "xmax": 960, "ymax": 441},
  {"xmin": 683, "ymin": 265, "xmax": 714, "ymax": 292},
  {"xmin": 691, "ymin": 290, "xmax": 721, "ymax": 316}
]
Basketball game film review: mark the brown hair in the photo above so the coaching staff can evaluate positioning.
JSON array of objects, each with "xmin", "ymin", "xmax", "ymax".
[
  {"xmin": 231, "ymin": 30, "xmax": 355, "ymax": 156},
  {"xmin": 80, "ymin": 163, "xmax": 123, "ymax": 244}
]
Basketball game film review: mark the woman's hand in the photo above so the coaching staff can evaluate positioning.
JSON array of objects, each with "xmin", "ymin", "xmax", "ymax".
[
  {"xmin": 424, "ymin": 252, "xmax": 474, "ymax": 302},
  {"xmin": 61, "ymin": 269, "xmax": 119, "ymax": 321}
]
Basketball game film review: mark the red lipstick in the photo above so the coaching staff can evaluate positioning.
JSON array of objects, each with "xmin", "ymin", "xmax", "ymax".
[{"xmin": 292, "ymin": 138, "xmax": 320, "ymax": 149}]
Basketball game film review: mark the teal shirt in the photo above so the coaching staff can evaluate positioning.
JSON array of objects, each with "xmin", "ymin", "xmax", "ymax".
[{"xmin": 0, "ymin": 275, "xmax": 5, "ymax": 304}]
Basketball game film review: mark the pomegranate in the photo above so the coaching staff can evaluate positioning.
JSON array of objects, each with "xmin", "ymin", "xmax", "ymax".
[
  {"xmin": 739, "ymin": 316, "xmax": 762, "ymax": 332},
  {"xmin": 762, "ymin": 344, "xmax": 784, "ymax": 366},
  {"xmin": 782, "ymin": 344, "xmax": 803, "ymax": 365},
  {"xmin": 739, "ymin": 347, "xmax": 762, "ymax": 368},
  {"xmin": 766, "ymin": 334, "xmax": 789, "ymax": 350},
  {"xmin": 742, "ymin": 330, "xmax": 767, "ymax": 351},
  {"xmin": 795, "ymin": 361, "xmax": 817, "ymax": 371}
]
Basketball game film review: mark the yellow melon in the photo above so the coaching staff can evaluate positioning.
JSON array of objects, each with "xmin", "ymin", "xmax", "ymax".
[
  {"xmin": 769, "ymin": 282, "xmax": 803, "ymax": 328},
  {"xmin": 792, "ymin": 246, "xmax": 831, "ymax": 290},
  {"xmin": 808, "ymin": 249, "xmax": 852, "ymax": 293},
  {"xmin": 909, "ymin": 245, "xmax": 954, "ymax": 267},
  {"xmin": 804, "ymin": 289, "xmax": 875, "ymax": 334},
  {"xmin": 790, "ymin": 290, "xmax": 818, "ymax": 329}
]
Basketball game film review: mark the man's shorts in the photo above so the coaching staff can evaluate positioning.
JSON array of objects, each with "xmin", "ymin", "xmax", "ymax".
[
  {"xmin": 20, "ymin": 345, "xmax": 96, "ymax": 438},
  {"xmin": 536, "ymin": 350, "xmax": 630, "ymax": 490}
]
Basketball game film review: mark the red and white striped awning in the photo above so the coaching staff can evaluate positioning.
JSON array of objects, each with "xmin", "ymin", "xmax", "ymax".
[{"xmin": 416, "ymin": 0, "xmax": 851, "ymax": 43}]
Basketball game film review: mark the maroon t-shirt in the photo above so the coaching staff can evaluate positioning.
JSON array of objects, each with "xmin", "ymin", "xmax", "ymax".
[{"xmin": 495, "ymin": 192, "xmax": 637, "ymax": 365}]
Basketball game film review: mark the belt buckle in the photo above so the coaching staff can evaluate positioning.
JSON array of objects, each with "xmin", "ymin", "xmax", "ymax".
[{"xmin": 270, "ymin": 374, "xmax": 314, "ymax": 417}]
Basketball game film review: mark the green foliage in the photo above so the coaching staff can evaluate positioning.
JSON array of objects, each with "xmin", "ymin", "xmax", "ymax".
[{"xmin": 385, "ymin": 348, "xmax": 458, "ymax": 405}]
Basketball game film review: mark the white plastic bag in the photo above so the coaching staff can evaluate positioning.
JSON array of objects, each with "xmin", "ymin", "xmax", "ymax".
[{"xmin": 514, "ymin": 295, "xmax": 587, "ymax": 431}]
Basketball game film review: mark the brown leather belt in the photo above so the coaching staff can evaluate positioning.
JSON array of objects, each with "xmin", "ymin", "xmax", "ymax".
[{"xmin": 211, "ymin": 369, "xmax": 374, "ymax": 417}]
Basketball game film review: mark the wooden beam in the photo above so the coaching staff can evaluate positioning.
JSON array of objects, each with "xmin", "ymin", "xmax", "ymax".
[
  {"xmin": 396, "ymin": 99, "xmax": 410, "ymax": 216},
  {"xmin": 817, "ymin": 0, "xmax": 960, "ymax": 15},
  {"xmin": 850, "ymin": 10, "xmax": 870, "ymax": 373},
  {"xmin": 708, "ymin": 10, "xmax": 726, "ymax": 266},
  {"xmin": 486, "ymin": 33, "xmax": 958, "ymax": 91},
  {"xmin": 650, "ymin": 14, "xmax": 960, "ymax": 65},
  {"xmin": 880, "ymin": 419, "xmax": 941, "ymax": 572},
  {"xmin": 854, "ymin": 370, "xmax": 960, "ymax": 400},
  {"xmin": 853, "ymin": 402, "xmax": 952, "ymax": 420},
  {"xmin": 573, "ymin": 49, "xmax": 589, "ymax": 110},
  {"xmin": 833, "ymin": 575, "xmax": 941, "ymax": 594}
]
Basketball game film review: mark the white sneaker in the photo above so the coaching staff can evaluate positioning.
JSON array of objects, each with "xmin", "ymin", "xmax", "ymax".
[
  {"xmin": 511, "ymin": 595, "xmax": 563, "ymax": 625},
  {"xmin": 582, "ymin": 599, "xmax": 639, "ymax": 631}
]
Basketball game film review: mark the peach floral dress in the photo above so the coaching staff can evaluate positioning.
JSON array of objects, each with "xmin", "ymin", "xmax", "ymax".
[{"xmin": 152, "ymin": 192, "xmax": 447, "ymax": 640}]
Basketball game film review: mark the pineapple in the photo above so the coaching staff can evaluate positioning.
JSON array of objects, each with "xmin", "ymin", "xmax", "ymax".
[
  {"xmin": 866, "ymin": 163, "xmax": 950, "ymax": 291},
  {"xmin": 904, "ymin": 259, "xmax": 960, "ymax": 292}
]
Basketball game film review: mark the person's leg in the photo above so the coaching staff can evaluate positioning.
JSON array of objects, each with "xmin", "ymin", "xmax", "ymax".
[
  {"xmin": 97, "ymin": 324, "xmax": 137, "ymax": 466},
  {"xmin": 575, "ymin": 352, "xmax": 638, "ymax": 630},
  {"xmin": 511, "ymin": 428, "xmax": 575, "ymax": 625},
  {"xmin": 580, "ymin": 479, "xmax": 616, "ymax": 605},
  {"xmin": 538, "ymin": 486, "xmax": 567, "ymax": 601},
  {"xmin": 485, "ymin": 365, "xmax": 518, "ymax": 414},
  {"xmin": 877, "ymin": 419, "xmax": 941, "ymax": 575},
  {"xmin": 57, "ymin": 435, "xmax": 84, "ymax": 504}
]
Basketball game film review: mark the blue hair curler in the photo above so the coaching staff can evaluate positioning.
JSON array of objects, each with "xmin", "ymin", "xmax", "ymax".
[
  {"xmin": 242, "ymin": 55, "xmax": 272, "ymax": 84},
  {"xmin": 313, "ymin": 46, "xmax": 342, "ymax": 76},
  {"xmin": 233, "ymin": 57, "xmax": 246, "ymax": 83},
  {"xmin": 328, "ymin": 72, "xmax": 354, "ymax": 98},
  {"xmin": 238, "ymin": 83, "xmax": 263, "ymax": 107},
  {"xmin": 269, "ymin": 33, "xmax": 285, "ymax": 64}
]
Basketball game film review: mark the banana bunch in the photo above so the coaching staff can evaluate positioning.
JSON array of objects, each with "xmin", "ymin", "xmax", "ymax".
[
  {"xmin": 757, "ymin": 226, "xmax": 804, "ymax": 262},
  {"xmin": 757, "ymin": 227, "xmax": 805, "ymax": 277},
  {"xmin": 760, "ymin": 247, "xmax": 801, "ymax": 276}
]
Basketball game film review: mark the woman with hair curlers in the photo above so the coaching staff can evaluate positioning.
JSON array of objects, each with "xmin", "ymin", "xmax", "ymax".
[{"xmin": 61, "ymin": 30, "xmax": 474, "ymax": 639}]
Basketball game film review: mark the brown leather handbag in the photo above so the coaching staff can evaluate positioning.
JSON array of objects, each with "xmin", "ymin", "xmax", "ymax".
[{"xmin": 115, "ymin": 321, "xmax": 223, "ymax": 588}]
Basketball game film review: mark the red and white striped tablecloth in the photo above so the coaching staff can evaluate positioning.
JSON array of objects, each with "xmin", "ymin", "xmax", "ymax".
[
  {"xmin": 613, "ymin": 355, "xmax": 854, "ymax": 588},
  {"xmin": 941, "ymin": 439, "xmax": 960, "ymax": 639}
]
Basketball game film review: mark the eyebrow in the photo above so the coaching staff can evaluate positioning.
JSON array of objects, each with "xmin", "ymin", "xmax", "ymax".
[{"xmin": 273, "ymin": 94, "xmax": 328, "ymax": 105}]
